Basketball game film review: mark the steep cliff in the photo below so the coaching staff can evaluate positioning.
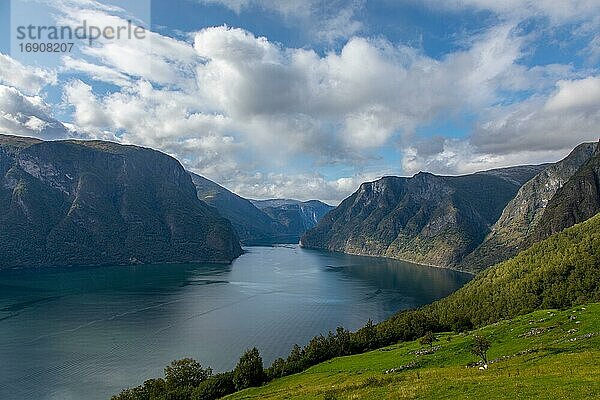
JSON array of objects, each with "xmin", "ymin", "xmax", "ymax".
[
  {"xmin": 301, "ymin": 166, "xmax": 544, "ymax": 268},
  {"xmin": 0, "ymin": 135, "xmax": 242, "ymax": 268},
  {"xmin": 461, "ymin": 142, "xmax": 598, "ymax": 272}
]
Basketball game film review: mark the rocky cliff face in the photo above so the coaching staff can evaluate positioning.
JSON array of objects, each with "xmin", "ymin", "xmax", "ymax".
[
  {"xmin": 301, "ymin": 166, "xmax": 544, "ymax": 268},
  {"xmin": 532, "ymin": 148, "xmax": 600, "ymax": 242},
  {"xmin": 461, "ymin": 142, "xmax": 599, "ymax": 272},
  {"xmin": 0, "ymin": 135, "xmax": 242, "ymax": 268}
]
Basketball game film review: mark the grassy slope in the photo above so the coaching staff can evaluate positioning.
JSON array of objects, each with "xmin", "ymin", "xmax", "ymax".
[{"xmin": 228, "ymin": 304, "xmax": 600, "ymax": 399}]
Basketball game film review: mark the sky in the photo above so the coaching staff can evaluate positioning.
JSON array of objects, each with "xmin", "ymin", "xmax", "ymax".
[{"xmin": 0, "ymin": 0, "xmax": 599, "ymax": 204}]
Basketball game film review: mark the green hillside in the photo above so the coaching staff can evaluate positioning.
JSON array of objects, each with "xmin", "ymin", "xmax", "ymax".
[
  {"xmin": 429, "ymin": 211, "xmax": 600, "ymax": 328},
  {"xmin": 227, "ymin": 303, "xmax": 600, "ymax": 400}
]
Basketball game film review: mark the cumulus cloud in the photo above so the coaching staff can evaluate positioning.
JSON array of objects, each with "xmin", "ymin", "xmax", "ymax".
[
  {"xmin": 544, "ymin": 76, "xmax": 600, "ymax": 112},
  {"xmin": 0, "ymin": 85, "xmax": 71, "ymax": 139},
  {"xmin": 56, "ymin": 18, "xmax": 599, "ymax": 201},
  {"xmin": 221, "ymin": 171, "xmax": 379, "ymax": 205},
  {"xmin": 2, "ymin": 1, "xmax": 599, "ymax": 203},
  {"xmin": 0, "ymin": 54, "xmax": 57, "ymax": 95},
  {"xmin": 192, "ymin": 24, "xmax": 531, "ymax": 149},
  {"xmin": 402, "ymin": 76, "xmax": 600, "ymax": 175}
]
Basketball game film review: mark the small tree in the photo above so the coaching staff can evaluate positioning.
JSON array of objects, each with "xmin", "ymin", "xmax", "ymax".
[
  {"xmin": 192, "ymin": 372, "xmax": 235, "ymax": 400},
  {"xmin": 164, "ymin": 358, "xmax": 212, "ymax": 390},
  {"xmin": 283, "ymin": 344, "xmax": 305, "ymax": 375},
  {"xmin": 233, "ymin": 347, "xmax": 265, "ymax": 390},
  {"xmin": 265, "ymin": 358, "xmax": 285, "ymax": 381},
  {"xmin": 470, "ymin": 335, "xmax": 491, "ymax": 364},
  {"xmin": 419, "ymin": 331, "xmax": 438, "ymax": 348},
  {"xmin": 353, "ymin": 319, "xmax": 377, "ymax": 351}
]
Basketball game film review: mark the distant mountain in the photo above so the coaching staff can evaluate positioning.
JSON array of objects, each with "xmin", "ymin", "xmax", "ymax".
[
  {"xmin": 300, "ymin": 166, "xmax": 545, "ymax": 268},
  {"xmin": 190, "ymin": 172, "xmax": 283, "ymax": 244},
  {"xmin": 190, "ymin": 176, "xmax": 333, "ymax": 244},
  {"xmin": 461, "ymin": 142, "xmax": 599, "ymax": 272},
  {"xmin": 0, "ymin": 135, "xmax": 242, "ymax": 268},
  {"xmin": 250, "ymin": 199, "xmax": 334, "ymax": 240}
]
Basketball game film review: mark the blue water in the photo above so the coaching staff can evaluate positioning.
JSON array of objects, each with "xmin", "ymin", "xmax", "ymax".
[{"xmin": 0, "ymin": 245, "xmax": 470, "ymax": 400}]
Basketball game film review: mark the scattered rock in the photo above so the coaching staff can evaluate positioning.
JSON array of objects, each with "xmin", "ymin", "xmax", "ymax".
[
  {"xmin": 410, "ymin": 346, "xmax": 441, "ymax": 356},
  {"xmin": 519, "ymin": 326, "xmax": 556, "ymax": 338},
  {"xmin": 385, "ymin": 362, "xmax": 419, "ymax": 374}
]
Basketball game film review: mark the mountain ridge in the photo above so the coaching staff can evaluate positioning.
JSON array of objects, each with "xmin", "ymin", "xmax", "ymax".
[
  {"xmin": 300, "ymin": 165, "xmax": 546, "ymax": 269},
  {"xmin": 460, "ymin": 141, "xmax": 599, "ymax": 271},
  {"xmin": 190, "ymin": 174, "xmax": 333, "ymax": 244},
  {"xmin": 0, "ymin": 134, "xmax": 242, "ymax": 268}
]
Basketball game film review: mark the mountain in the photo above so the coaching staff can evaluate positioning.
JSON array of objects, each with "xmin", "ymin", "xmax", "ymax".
[
  {"xmin": 190, "ymin": 176, "xmax": 333, "ymax": 244},
  {"xmin": 300, "ymin": 166, "xmax": 545, "ymax": 268},
  {"xmin": 531, "ymin": 148, "xmax": 600, "ymax": 242},
  {"xmin": 250, "ymin": 199, "xmax": 334, "ymax": 241},
  {"xmin": 461, "ymin": 142, "xmax": 599, "ymax": 272},
  {"xmin": 189, "ymin": 172, "xmax": 281, "ymax": 244},
  {"xmin": 0, "ymin": 134, "xmax": 242, "ymax": 268}
]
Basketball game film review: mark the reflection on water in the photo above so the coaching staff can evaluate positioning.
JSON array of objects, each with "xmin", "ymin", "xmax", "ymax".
[{"xmin": 0, "ymin": 245, "xmax": 470, "ymax": 400}]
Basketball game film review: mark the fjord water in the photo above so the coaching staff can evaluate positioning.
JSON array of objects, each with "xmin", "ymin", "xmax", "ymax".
[{"xmin": 0, "ymin": 246, "xmax": 470, "ymax": 400}]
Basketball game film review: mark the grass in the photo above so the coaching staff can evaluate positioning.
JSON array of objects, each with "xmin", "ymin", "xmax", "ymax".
[{"xmin": 226, "ymin": 303, "xmax": 600, "ymax": 399}]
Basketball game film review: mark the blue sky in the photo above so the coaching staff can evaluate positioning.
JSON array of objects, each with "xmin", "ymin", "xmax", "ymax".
[{"xmin": 0, "ymin": 0, "xmax": 599, "ymax": 203}]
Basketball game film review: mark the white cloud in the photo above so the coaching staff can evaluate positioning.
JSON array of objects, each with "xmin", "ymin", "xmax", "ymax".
[
  {"xmin": 0, "ymin": 54, "xmax": 57, "ymax": 95},
  {"xmin": 2, "ymin": 1, "xmax": 598, "ymax": 203},
  {"xmin": 55, "ymin": 19, "xmax": 595, "ymax": 201},
  {"xmin": 545, "ymin": 76, "xmax": 600, "ymax": 112},
  {"xmin": 402, "ymin": 139, "xmax": 569, "ymax": 177},
  {"xmin": 191, "ymin": 24, "xmax": 530, "ymax": 150},
  {"xmin": 403, "ymin": 75, "xmax": 600, "ymax": 175},
  {"xmin": 0, "ymin": 85, "xmax": 71, "ymax": 139},
  {"xmin": 222, "ymin": 171, "xmax": 379, "ymax": 205},
  {"xmin": 55, "ymin": 7, "xmax": 199, "ymax": 88},
  {"xmin": 61, "ymin": 56, "xmax": 132, "ymax": 87}
]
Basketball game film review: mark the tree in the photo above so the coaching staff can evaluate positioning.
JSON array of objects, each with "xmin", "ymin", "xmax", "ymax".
[
  {"xmin": 419, "ymin": 331, "xmax": 438, "ymax": 348},
  {"xmin": 265, "ymin": 358, "xmax": 286, "ymax": 381},
  {"xmin": 164, "ymin": 358, "xmax": 212, "ymax": 390},
  {"xmin": 192, "ymin": 372, "xmax": 235, "ymax": 400},
  {"xmin": 470, "ymin": 335, "xmax": 491, "ymax": 364},
  {"xmin": 233, "ymin": 347, "xmax": 264, "ymax": 390},
  {"xmin": 283, "ymin": 344, "xmax": 305, "ymax": 375},
  {"xmin": 353, "ymin": 319, "xmax": 378, "ymax": 351}
]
